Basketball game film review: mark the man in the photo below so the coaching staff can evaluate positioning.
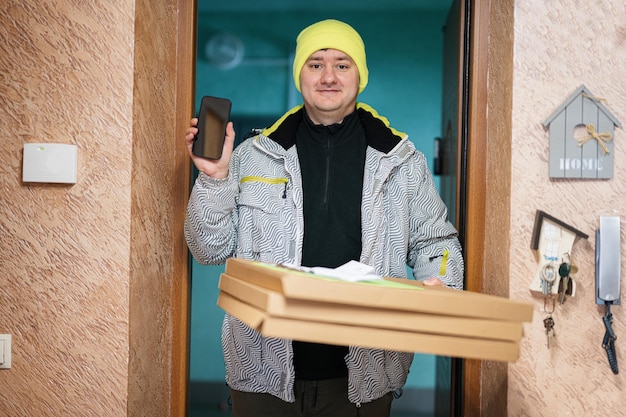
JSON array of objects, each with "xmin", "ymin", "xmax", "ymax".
[{"xmin": 184, "ymin": 19, "xmax": 464, "ymax": 417}]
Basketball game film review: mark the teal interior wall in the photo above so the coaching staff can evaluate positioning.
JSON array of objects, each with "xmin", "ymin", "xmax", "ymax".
[{"xmin": 190, "ymin": 10, "xmax": 449, "ymax": 391}]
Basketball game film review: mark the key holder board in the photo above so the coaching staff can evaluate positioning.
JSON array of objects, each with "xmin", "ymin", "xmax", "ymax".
[
  {"xmin": 529, "ymin": 210, "xmax": 588, "ymax": 296},
  {"xmin": 542, "ymin": 85, "xmax": 621, "ymax": 179}
]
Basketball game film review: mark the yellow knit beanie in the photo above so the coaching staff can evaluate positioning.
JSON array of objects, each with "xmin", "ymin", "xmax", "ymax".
[{"xmin": 293, "ymin": 19, "xmax": 368, "ymax": 94}]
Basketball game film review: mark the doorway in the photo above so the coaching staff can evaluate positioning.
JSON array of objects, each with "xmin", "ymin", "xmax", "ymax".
[{"xmin": 187, "ymin": 2, "xmax": 457, "ymax": 416}]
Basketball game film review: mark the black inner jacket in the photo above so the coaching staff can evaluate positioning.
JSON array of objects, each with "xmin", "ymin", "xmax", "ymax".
[{"xmin": 292, "ymin": 109, "xmax": 367, "ymax": 380}]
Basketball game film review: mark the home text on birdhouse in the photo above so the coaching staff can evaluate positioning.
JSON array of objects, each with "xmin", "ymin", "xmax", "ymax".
[{"xmin": 543, "ymin": 85, "xmax": 621, "ymax": 179}]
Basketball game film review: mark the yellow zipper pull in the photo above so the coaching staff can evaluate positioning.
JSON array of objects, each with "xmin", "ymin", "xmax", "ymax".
[{"xmin": 439, "ymin": 249, "xmax": 449, "ymax": 277}]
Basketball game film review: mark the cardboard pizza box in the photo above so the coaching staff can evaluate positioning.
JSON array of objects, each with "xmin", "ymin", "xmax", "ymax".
[
  {"xmin": 224, "ymin": 258, "xmax": 533, "ymax": 323},
  {"xmin": 217, "ymin": 291, "xmax": 522, "ymax": 362},
  {"xmin": 219, "ymin": 273, "xmax": 524, "ymax": 342}
]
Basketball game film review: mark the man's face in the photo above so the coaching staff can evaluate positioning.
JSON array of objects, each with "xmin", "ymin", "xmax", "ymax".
[{"xmin": 299, "ymin": 48, "xmax": 360, "ymax": 125}]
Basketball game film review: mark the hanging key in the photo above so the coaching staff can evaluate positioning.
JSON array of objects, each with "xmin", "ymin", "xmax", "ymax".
[
  {"xmin": 541, "ymin": 263, "xmax": 557, "ymax": 296},
  {"xmin": 557, "ymin": 254, "xmax": 578, "ymax": 303},
  {"xmin": 544, "ymin": 315, "xmax": 555, "ymax": 348},
  {"xmin": 543, "ymin": 296, "xmax": 556, "ymax": 349},
  {"xmin": 558, "ymin": 261, "xmax": 570, "ymax": 304},
  {"xmin": 558, "ymin": 276, "xmax": 569, "ymax": 304}
]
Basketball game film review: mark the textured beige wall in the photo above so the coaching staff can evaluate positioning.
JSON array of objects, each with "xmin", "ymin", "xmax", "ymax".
[
  {"xmin": 509, "ymin": 1, "xmax": 626, "ymax": 415},
  {"xmin": 0, "ymin": 2, "xmax": 134, "ymax": 416},
  {"xmin": 0, "ymin": 1, "xmax": 187, "ymax": 416}
]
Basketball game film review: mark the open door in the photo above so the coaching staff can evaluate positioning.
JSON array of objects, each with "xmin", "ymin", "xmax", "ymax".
[
  {"xmin": 438, "ymin": 1, "xmax": 516, "ymax": 416},
  {"xmin": 436, "ymin": 0, "xmax": 468, "ymax": 415},
  {"xmin": 180, "ymin": 1, "xmax": 500, "ymax": 416}
]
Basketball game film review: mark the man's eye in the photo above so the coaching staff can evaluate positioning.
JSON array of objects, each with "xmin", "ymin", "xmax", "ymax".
[
  {"xmin": 310, "ymin": 63, "xmax": 322, "ymax": 69},
  {"xmin": 336, "ymin": 64, "xmax": 349, "ymax": 70}
]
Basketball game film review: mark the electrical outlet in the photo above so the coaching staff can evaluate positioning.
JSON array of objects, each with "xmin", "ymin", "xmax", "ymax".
[{"xmin": 0, "ymin": 334, "xmax": 11, "ymax": 369}]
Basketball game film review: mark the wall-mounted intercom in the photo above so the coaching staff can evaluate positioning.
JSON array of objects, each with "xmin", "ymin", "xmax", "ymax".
[
  {"xmin": 595, "ymin": 216, "xmax": 620, "ymax": 375},
  {"xmin": 595, "ymin": 216, "xmax": 621, "ymax": 305}
]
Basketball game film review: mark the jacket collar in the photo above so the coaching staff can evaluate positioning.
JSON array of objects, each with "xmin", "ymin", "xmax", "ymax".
[{"xmin": 261, "ymin": 103, "xmax": 407, "ymax": 154}]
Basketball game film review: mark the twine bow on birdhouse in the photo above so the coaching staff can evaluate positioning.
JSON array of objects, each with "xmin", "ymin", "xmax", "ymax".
[{"xmin": 577, "ymin": 124, "xmax": 613, "ymax": 155}]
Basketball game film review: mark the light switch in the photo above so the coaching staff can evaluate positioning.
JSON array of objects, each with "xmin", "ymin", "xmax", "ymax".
[
  {"xmin": 0, "ymin": 334, "xmax": 11, "ymax": 369},
  {"xmin": 23, "ymin": 143, "xmax": 78, "ymax": 184}
]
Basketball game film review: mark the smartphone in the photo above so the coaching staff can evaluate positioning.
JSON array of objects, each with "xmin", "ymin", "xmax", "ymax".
[{"xmin": 192, "ymin": 95, "xmax": 232, "ymax": 160}]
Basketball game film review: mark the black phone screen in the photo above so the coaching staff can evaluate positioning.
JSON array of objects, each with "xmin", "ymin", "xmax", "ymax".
[{"xmin": 192, "ymin": 96, "xmax": 232, "ymax": 160}]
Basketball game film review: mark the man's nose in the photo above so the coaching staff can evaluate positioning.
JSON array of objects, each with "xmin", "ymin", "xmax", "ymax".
[{"xmin": 320, "ymin": 67, "xmax": 338, "ymax": 84}]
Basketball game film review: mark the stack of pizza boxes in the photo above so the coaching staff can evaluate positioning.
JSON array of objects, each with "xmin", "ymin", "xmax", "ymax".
[{"xmin": 217, "ymin": 258, "xmax": 533, "ymax": 362}]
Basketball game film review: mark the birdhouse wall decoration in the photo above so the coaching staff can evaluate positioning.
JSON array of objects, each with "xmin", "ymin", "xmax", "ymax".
[{"xmin": 543, "ymin": 85, "xmax": 622, "ymax": 179}]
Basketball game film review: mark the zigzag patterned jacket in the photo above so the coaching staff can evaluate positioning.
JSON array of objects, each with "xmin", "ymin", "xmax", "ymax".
[{"xmin": 184, "ymin": 103, "xmax": 464, "ymax": 406}]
